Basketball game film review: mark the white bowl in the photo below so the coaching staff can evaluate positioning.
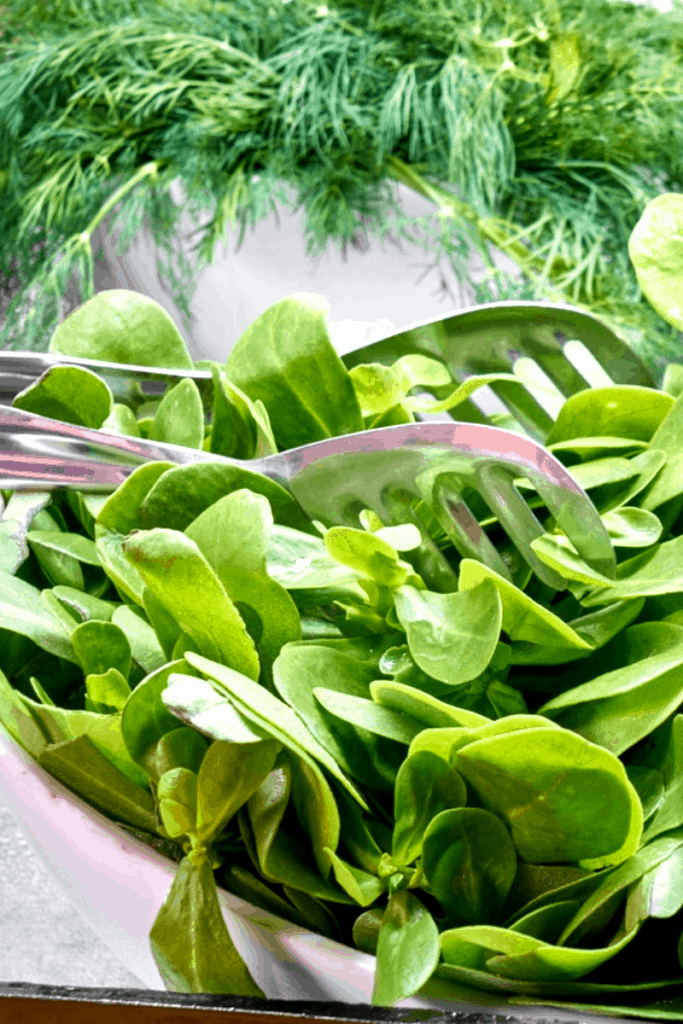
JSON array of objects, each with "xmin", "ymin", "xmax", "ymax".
[{"xmin": 0, "ymin": 721, "xmax": 505, "ymax": 1008}]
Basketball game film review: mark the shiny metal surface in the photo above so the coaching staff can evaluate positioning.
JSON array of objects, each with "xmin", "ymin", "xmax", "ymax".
[
  {"xmin": 0, "ymin": 301, "xmax": 653, "ymax": 442},
  {"xmin": 0, "ymin": 407, "xmax": 615, "ymax": 591}
]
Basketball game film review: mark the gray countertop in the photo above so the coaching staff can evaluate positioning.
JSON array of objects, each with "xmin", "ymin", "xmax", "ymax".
[{"xmin": 0, "ymin": 797, "xmax": 141, "ymax": 988}]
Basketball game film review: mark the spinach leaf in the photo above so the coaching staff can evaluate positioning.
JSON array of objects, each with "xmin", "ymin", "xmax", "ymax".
[
  {"xmin": 13, "ymin": 365, "xmax": 113, "ymax": 428},
  {"xmin": 539, "ymin": 623, "xmax": 683, "ymax": 755},
  {"xmin": 452, "ymin": 726, "xmax": 642, "ymax": 867},
  {"xmin": 38, "ymin": 733, "xmax": 157, "ymax": 833},
  {"xmin": 394, "ymin": 580, "xmax": 502, "ymax": 686},
  {"xmin": 629, "ymin": 193, "xmax": 683, "ymax": 334},
  {"xmin": 0, "ymin": 571, "xmax": 76, "ymax": 662},
  {"xmin": 225, "ymin": 294, "xmax": 363, "ymax": 449},
  {"xmin": 392, "ymin": 751, "xmax": 467, "ymax": 866},
  {"xmin": 50, "ymin": 289, "xmax": 193, "ymax": 370},
  {"xmin": 123, "ymin": 529, "xmax": 259, "ymax": 680},
  {"xmin": 138, "ymin": 461, "xmax": 315, "ymax": 535},
  {"xmin": 149, "ymin": 378, "xmax": 204, "ymax": 450},
  {"xmin": 185, "ymin": 490, "xmax": 301, "ymax": 680},
  {"xmin": 422, "ymin": 808, "xmax": 517, "ymax": 926},
  {"xmin": 149, "ymin": 851, "xmax": 264, "ymax": 995},
  {"xmin": 545, "ymin": 387, "xmax": 674, "ymax": 445},
  {"xmin": 372, "ymin": 888, "xmax": 440, "ymax": 1006}
]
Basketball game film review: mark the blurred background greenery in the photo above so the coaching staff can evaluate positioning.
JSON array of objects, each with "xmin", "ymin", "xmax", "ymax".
[{"xmin": 1, "ymin": 0, "xmax": 682, "ymax": 378}]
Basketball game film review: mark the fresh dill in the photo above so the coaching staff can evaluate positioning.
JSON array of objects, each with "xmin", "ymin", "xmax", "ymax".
[{"xmin": 1, "ymin": 0, "xmax": 682, "ymax": 377}]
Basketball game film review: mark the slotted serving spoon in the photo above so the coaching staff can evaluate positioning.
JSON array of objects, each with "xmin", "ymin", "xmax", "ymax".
[
  {"xmin": 0, "ymin": 405, "xmax": 615, "ymax": 592},
  {"xmin": 0, "ymin": 300, "xmax": 655, "ymax": 442}
]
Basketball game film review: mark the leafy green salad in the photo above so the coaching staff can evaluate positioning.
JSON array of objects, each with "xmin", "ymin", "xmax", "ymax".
[{"xmin": 3, "ymin": 195, "xmax": 683, "ymax": 1016}]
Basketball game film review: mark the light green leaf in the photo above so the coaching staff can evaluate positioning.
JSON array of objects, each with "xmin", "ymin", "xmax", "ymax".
[
  {"xmin": 149, "ymin": 852, "xmax": 264, "ymax": 995},
  {"xmin": 138, "ymin": 461, "xmax": 315, "ymax": 535},
  {"xmin": 545, "ymin": 387, "xmax": 674, "ymax": 445},
  {"xmin": 453, "ymin": 727, "xmax": 642, "ymax": 866},
  {"xmin": 50, "ymin": 290, "xmax": 193, "ymax": 369},
  {"xmin": 392, "ymin": 751, "xmax": 467, "ymax": 866},
  {"xmin": 225, "ymin": 293, "xmax": 363, "ymax": 449},
  {"xmin": 422, "ymin": 808, "xmax": 517, "ymax": 927},
  {"xmin": 458, "ymin": 560, "xmax": 592, "ymax": 655},
  {"xmin": 149, "ymin": 378, "xmax": 204, "ymax": 450},
  {"xmin": 185, "ymin": 490, "xmax": 301, "ymax": 679},
  {"xmin": 629, "ymin": 193, "xmax": 683, "ymax": 333},
  {"xmin": 372, "ymin": 890, "xmax": 440, "ymax": 1006},
  {"xmin": 538, "ymin": 623, "xmax": 683, "ymax": 755},
  {"xmin": 196, "ymin": 739, "xmax": 281, "ymax": 844},
  {"xmin": 38, "ymin": 733, "xmax": 155, "ymax": 832},
  {"xmin": 394, "ymin": 580, "xmax": 502, "ymax": 686},
  {"xmin": 370, "ymin": 679, "xmax": 490, "ymax": 729},
  {"xmin": 13, "ymin": 365, "xmax": 112, "ymax": 429},
  {"xmin": 0, "ymin": 570, "xmax": 76, "ymax": 661},
  {"xmin": 112, "ymin": 604, "xmax": 167, "ymax": 674},
  {"xmin": 123, "ymin": 529, "xmax": 259, "ymax": 680}
]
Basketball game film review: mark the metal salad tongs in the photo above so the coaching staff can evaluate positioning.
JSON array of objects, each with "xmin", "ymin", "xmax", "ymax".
[{"xmin": 0, "ymin": 300, "xmax": 628, "ymax": 590}]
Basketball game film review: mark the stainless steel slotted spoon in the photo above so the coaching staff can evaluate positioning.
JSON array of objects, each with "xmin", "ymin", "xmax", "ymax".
[{"xmin": 0, "ymin": 406, "xmax": 616, "ymax": 592}]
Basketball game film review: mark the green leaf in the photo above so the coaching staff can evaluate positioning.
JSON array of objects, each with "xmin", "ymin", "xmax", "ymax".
[
  {"xmin": 112, "ymin": 604, "xmax": 167, "ymax": 674},
  {"xmin": 241, "ymin": 751, "xmax": 353, "ymax": 902},
  {"xmin": 97, "ymin": 462, "xmax": 176, "ymax": 536},
  {"xmin": 558, "ymin": 829, "xmax": 683, "ymax": 946},
  {"xmin": 37, "ymin": 733, "xmax": 156, "ymax": 833},
  {"xmin": 0, "ymin": 570, "xmax": 76, "ymax": 662},
  {"xmin": 185, "ymin": 490, "xmax": 301, "ymax": 680},
  {"xmin": 73, "ymin": 619, "xmax": 132, "ymax": 679},
  {"xmin": 580, "ymin": 535, "xmax": 683, "ymax": 606},
  {"xmin": 452, "ymin": 726, "xmax": 642, "ymax": 866},
  {"xmin": 641, "ymin": 716, "xmax": 683, "ymax": 844},
  {"xmin": 13, "ymin": 365, "xmax": 113, "ymax": 428},
  {"xmin": 458, "ymin": 560, "xmax": 592, "ymax": 658},
  {"xmin": 394, "ymin": 580, "xmax": 502, "ymax": 686},
  {"xmin": 102, "ymin": 403, "xmax": 141, "ymax": 437},
  {"xmin": 325, "ymin": 526, "xmax": 416, "ymax": 589},
  {"xmin": 196, "ymin": 738, "xmax": 281, "ymax": 844},
  {"xmin": 267, "ymin": 525, "xmax": 366, "ymax": 605},
  {"xmin": 149, "ymin": 852, "xmax": 264, "ymax": 995},
  {"xmin": 545, "ymin": 387, "xmax": 674, "ymax": 445},
  {"xmin": 0, "ymin": 492, "xmax": 51, "ymax": 575},
  {"xmin": 209, "ymin": 366, "xmax": 277, "ymax": 460},
  {"xmin": 50, "ymin": 290, "xmax": 193, "ymax": 369},
  {"xmin": 157, "ymin": 766, "xmax": 198, "ymax": 837},
  {"xmin": 273, "ymin": 641, "xmax": 405, "ymax": 791},
  {"xmin": 123, "ymin": 529, "xmax": 259, "ymax": 680},
  {"xmin": 440, "ymin": 920, "xmax": 639, "ymax": 983},
  {"xmin": 21, "ymin": 694, "xmax": 148, "ymax": 788},
  {"xmin": 149, "ymin": 378, "xmax": 204, "ymax": 450},
  {"xmin": 629, "ymin": 193, "xmax": 683, "ymax": 333},
  {"xmin": 27, "ymin": 530, "xmax": 102, "ymax": 566},
  {"xmin": 138, "ymin": 461, "xmax": 315, "ymax": 535},
  {"xmin": 313, "ymin": 687, "xmax": 422, "ymax": 744},
  {"xmin": 372, "ymin": 889, "xmax": 440, "ymax": 1006},
  {"xmin": 225, "ymin": 293, "xmax": 363, "ymax": 450},
  {"xmin": 602, "ymin": 507, "xmax": 663, "ymax": 548},
  {"xmin": 539, "ymin": 623, "xmax": 683, "ymax": 755},
  {"xmin": 171, "ymin": 653, "xmax": 368, "ymax": 809},
  {"xmin": 626, "ymin": 846, "xmax": 683, "ymax": 927},
  {"xmin": 370, "ymin": 679, "xmax": 490, "ymax": 729},
  {"xmin": 324, "ymin": 847, "xmax": 386, "ymax": 906},
  {"xmin": 349, "ymin": 363, "xmax": 404, "ymax": 417},
  {"xmin": 120, "ymin": 659, "xmax": 201, "ymax": 780},
  {"xmin": 0, "ymin": 668, "xmax": 49, "ymax": 758},
  {"xmin": 640, "ymin": 390, "xmax": 683, "ymax": 512},
  {"xmin": 95, "ymin": 527, "xmax": 146, "ymax": 605},
  {"xmin": 85, "ymin": 667, "xmax": 131, "ymax": 713},
  {"xmin": 51, "ymin": 586, "xmax": 117, "ymax": 623},
  {"xmin": 422, "ymin": 808, "xmax": 517, "ymax": 927},
  {"xmin": 392, "ymin": 751, "xmax": 467, "ymax": 866}
]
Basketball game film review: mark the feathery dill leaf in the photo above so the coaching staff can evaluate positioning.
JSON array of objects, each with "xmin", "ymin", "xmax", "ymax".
[{"xmin": 1, "ymin": 0, "xmax": 682, "ymax": 376}]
